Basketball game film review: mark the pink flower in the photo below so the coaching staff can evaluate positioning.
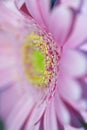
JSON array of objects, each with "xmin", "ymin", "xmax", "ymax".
[{"xmin": 0, "ymin": 0, "xmax": 87, "ymax": 130}]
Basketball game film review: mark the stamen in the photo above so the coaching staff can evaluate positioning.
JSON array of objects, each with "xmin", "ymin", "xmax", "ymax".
[{"xmin": 22, "ymin": 31, "xmax": 60, "ymax": 90}]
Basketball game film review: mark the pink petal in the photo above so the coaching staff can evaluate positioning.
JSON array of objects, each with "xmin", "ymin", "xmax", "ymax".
[
  {"xmin": 64, "ymin": 14, "xmax": 87, "ymax": 48},
  {"xmin": 0, "ymin": 83, "xmax": 22, "ymax": 119},
  {"xmin": 44, "ymin": 98, "xmax": 58, "ymax": 130},
  {"xmin": 25, "ymin": 123, "xmax": 40, "ymax": 130},
  {"xmin": 64, "ymin": 125, "xmax": 84, "ymax": 130},
  {"xmin": 2, "ymin": 1, "xmax": 23, "ymax": 17},
  {"xmin": 61, "ymin": 0, "xmax": 81, "ymax": 10},
  {"xmin": 84, "ymin": 76, "xmax": 87, "ymax": 84},
  {"xmin": 71, "ymin": 101, "xmax": 87, "ymax": 123},
  {"xmin": 25, "ymin": 101, "xmax": 46, "ymax": 129},
  {"xmin": 81, "ymin": 0, "xmax": 87, "ymax": 16},
  {"xmin": 0, "ymin": 44, "xmax": 15, "ymax": 56},
  {"xmin": 57, "ymin": 74, "xmax": 82, "ymax": 101},
  {"xmin": 37, "ymin": 0, "xmax": 50, "ymax": 26},
  {"xmin": 25, "ymin": 0, "xmax": 45, "ymax": 27},
  {"xmin": 54, "ymin": 93, "xmax": 70, "ymax": 124},
  {"xmin": 73, "ymin": 99, "xmax": 87, "ymax": 111},
  {"xmin": 48, "ymin": 6, "xmax": 72, "ymax": 46},
  {"xmin": 0, "ymin": 56, "xmax": 16, "ymax": 69},
  {"xmin": 60, "ymin": 49, "xmax": 86, "ymax": 77},
  {"xmin": 15, "ymin": 0, "xmax": 25, "ymax": 9},
  {"xmin": 79, "ymin": 42, "xmax": 87, "ymax": 51},
  {"xmin": 80, "ymin": 111, "xmax": 87, "ymax": 123},
  {"xmin": 7, "ymin": 95, "xmax": 35, "ymax": 130},
  {"xmin": 0, "ymin": 67, "xmax": 18, "ymax": 89}
]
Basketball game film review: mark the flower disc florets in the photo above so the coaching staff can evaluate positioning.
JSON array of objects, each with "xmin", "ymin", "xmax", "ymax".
[{"xmin": 22, "ymin": 25, "xmax": 60, "ymax": 91}]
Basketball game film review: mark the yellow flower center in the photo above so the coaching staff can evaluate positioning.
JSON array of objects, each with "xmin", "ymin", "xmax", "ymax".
[{"xmin": 22, "ymin": 32, "xmax": 54, "ymax": 88}]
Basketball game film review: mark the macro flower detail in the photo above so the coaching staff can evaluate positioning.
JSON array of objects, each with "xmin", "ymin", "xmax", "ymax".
[
  {"xmin": 0, "ymin": 0, "xmax": 87, "ymax": 130},
  {"xmin": 22, "ymin": 32, "xmax": 60, "ymax": 89}
]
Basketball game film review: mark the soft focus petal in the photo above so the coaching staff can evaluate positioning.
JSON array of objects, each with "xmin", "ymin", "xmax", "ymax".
[
  {"xmin": 54, "ymin": 93, "xmax": 70, "ymax": 124},
  {"xmin": 7, "ymin": 95, "xmax": 35, "ymax": 130},
  {"xmin": 64, "ymin": 14, "xmax": 87, "ymax": 48},
  {"xmin": 0, "ymin": 30, "xmax": 19, "ymax": 89},
  {"xmin": 44, "ymin": 98, "xmax": 58, "ymax": 130},
  {"xmin": 0, "ymin": 2, "xmax": 24, "ymax": 29},
  {"xmin": 57, "ymin": 75, "xmax": 82, "ymax": 101},
  {"xmin": 3, "ymin": 1, "xmax": 23, "ymax": 17},
  {"xmin": 64, "ymin": 125, "xmax": 84, "ymax": 130},
  {"xmin": 15, "ymin": 0, "xmax": 25, "ymax": 9},
  {"xmin": 79, "ymin": 42, "xmax": 87, "ymax": 52},
  {"xmin": 71, "ymin": 101, "xmax": 87, "ymax": 123},
  {"xmin": 60, "ymin": 49, "xmax": 86, "ymax": 77},
  {"xmin": 36, "ymin": 0, "xmax": 50, "ymax": 26},
  {"xmin": 25, "ymin": 122, "xmax": 41, "ymax": 130},
  {"xmin": 25, "ymin": 101, "xmax": 46, "ymax": 129},
  {"xmin": 61, "ymin": 0, "xmax": 82, "ymax": 11},
  {"xmin": 48, "ymin": 6, "xmax": 72, "ymax": 46},
  {"xmin": 0, "ymin": 82, "xmax": 25, "ymax": 122},
  {"xmin": 0, "ymin": 56, "xmax": 16, "ymax": 69},
  {"xmin": 80, "ymin": 111, "xmax": 87, "ymax": 123},
  {"xmin": 0, "ymin": 68, "xmax": 18, "ymax": 90},
  {"xmin": 25, "ymin": 0, "xmax": 45, "ymax": 27},
  {"xmin": 82, "ymin": 0, "xmax": 87, "ymax": 15}
]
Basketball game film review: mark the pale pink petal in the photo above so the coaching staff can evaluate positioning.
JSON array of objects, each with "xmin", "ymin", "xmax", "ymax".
[
  {"xmin": 25, "ymin": 123, "xmax": 40, "ymax": 130},
  {"xmin": 73, "ymin": 100, "xmax": 87, "ymax": 111},
  {"xmin": 54, "ymin": 93, "xmax": 70, "ymax": 124},
  {"xmin": 0, "ymin": 5, "xmax": 24, "ymax": 37},
  {"xmin": 37, "ymin": 0, "xmax": 50, "ymax": 26},
  {"xmin": 80, "ymin": 111, "xmax": 87, "ymax": 123},
  {"xmin": 79, "ymin": 42, "xmax": 87, "ymax": 51},
  {"xmin": 61, "ymin": 0, "xmax": 82, "ymax": 10},
  {"xmin": 34, "ymin": 123, "xmax": 41, "ymax": 130},
  {"xmin": 81, "ymin": 0, "xmax": 87, "ymax": 15},
  {"xmin": 15, "ymin": 0, "xmax": 25, "ymax": 9},
  {"xmin": 80, "ymin": 110, "xmax": 87, "ymax": 123},
  {"xmin": 0, "ymin": 84, "xmax": 22, "ymax": 119},
  {"xmin": 64, "ymin": 15, "xmax": 87, "ymax": 48},
  {"xmin": 71, "ymin": 101, "xmax": 87, "ymax": 123},
  {"xmin": 0, "ymin": 56, "xmax": 16, "ymax": 69},
  {"xmin": 2, "ymin": 1, "xmax": 23, "ymax": 17},
  {"xmin": 25, "ymin": 101, "xmax": 46, "ymax": 129},
  {"xmin": 84, "ymin": 76, "xmax": 87, "ymax": 84},
  {"xmin": 44, "ymin": 98, "xmax": 58, "ymax": 130},
  {"xmin": 7, "ymin": 95, "xmax": 35, "ymax": 130},
  {"xmin": 25, "ymin": 0, "xmax": 45, "ymax": 27},
  {"xmin": 0, "ymin": 67, "xmax": 18, "ymax": 89},
  {"xmin": 0, "ymin": 44, "xmax": 15, "ymax": 57},
  {"xmin": 60, "ymin": 49, "xmax": 86, "ymax": 77},
  {"xmin": 57, "ymin": 75, "xmax": 82, "ymax": 101},
  {"xmin": 48, "ymin": 6, "xmax": 72, "ymax": 46},
  {"xmin": 64, "ymin": 125, "xmax": 84, "ymax": 130}
]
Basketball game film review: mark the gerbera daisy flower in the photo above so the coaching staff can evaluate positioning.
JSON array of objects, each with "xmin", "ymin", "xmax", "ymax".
[{"xmin": 0, "ymin": 0, "xmax": 87, "ymax": 130}]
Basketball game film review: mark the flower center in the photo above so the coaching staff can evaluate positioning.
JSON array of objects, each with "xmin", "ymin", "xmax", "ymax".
[
  {"xmin": 32, "ymin": 49, "xmax": 45, "ymax": 73},
  {"xmin": 22, "ymin": 31, "xmax": 60, "ymax": 89}
]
